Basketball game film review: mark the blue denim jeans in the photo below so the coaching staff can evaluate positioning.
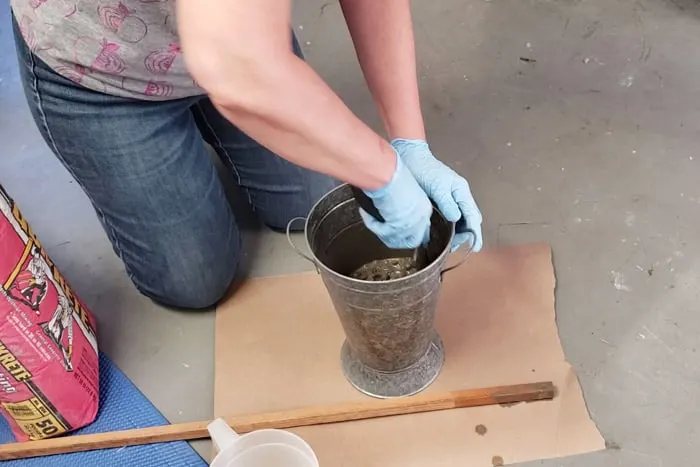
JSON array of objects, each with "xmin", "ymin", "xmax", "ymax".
[{"xmin": 12, "ymin": 17, "xmax": 337, "ymax": 309}]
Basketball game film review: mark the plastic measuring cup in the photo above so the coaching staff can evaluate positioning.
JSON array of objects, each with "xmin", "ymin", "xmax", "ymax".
[{"xmin": 207, "ymin": 418, "xmax": 319, "ymax": 467}]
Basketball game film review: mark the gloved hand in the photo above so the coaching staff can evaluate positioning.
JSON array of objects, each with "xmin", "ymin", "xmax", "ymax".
[
  {"xmin": 361, "ymin": 150, "xmax": 433, "ymax": 249},
  {"xmin": 391, "ymin": 139, "xmax": 483, "ymax": 252}
]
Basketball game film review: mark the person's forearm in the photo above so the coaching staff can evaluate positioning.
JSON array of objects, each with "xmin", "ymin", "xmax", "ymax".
[
  {"xmin": 202, "ymin": 54, "xmax": 396, "ymax": 191},
  {"xmin": 177, "ymin": 0, "xmax": 395, "ymax": 191},
  {"xmin": 340, "ymin": 0, "xmax": 426, "ymax": 140}
]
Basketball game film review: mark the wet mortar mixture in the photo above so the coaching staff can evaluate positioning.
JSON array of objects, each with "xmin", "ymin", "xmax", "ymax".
[{"xmin": 349, "ymin": 256, "xmax": 420, "ymax": 281}]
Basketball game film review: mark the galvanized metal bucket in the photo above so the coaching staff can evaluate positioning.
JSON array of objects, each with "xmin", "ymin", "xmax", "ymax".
[{"xmin": 287, "ymin": 183, "xmax": 473, "ymax": 398}]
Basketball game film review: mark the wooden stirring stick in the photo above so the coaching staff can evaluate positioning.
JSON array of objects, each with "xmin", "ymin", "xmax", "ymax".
[{"xmin": 0, "ymin": 381, "xmax": 555, "ymax": 461}]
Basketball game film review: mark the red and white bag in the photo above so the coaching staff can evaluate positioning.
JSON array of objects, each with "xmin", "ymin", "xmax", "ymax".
[{"xmin": 0, "ymin": 184, "xmax": 99, "ymax": 441}]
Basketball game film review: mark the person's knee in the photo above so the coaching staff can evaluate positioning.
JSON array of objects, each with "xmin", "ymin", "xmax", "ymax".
[
  {"xmin": 151, "ymin": 264, "xmax": 237, "ymax": 309},
  {"xmin": 127, "ymin": 236, "xmax": 241, "ymax": 310}
]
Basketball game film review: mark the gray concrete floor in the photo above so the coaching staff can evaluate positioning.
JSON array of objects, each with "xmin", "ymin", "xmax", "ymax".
[{"xmin": 2, "ymin": 0, "xmax": 699, "ymax": 465}]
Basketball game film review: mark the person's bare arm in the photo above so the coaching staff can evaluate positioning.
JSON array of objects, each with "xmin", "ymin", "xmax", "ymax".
[
  {"xmin": 340, "ymin": 0, "xmax": 425, "ymax": 140},
  {"xmin": 177, "ymin": 0, "xmax": 395, "ymax": 190}
]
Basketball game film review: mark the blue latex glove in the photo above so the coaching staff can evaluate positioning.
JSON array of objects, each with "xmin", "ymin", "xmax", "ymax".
[
  {"xmin": 391, "ymin": 138, "xmax": 483, "ymax": 252},
  {"xmin": 361, "ymin": 150, "xmax": 433, "ymax": 249}
]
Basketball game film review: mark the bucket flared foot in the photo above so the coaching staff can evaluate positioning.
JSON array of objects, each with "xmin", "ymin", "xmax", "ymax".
[{"xmin": 340, "ymin": 333, "xmax": 445, "ymax": 399}]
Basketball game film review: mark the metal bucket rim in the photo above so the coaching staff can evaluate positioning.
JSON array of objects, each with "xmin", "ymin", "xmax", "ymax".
[{"xmin": 303, "ymin": 183, "xmax": 455, "ymax": 285}]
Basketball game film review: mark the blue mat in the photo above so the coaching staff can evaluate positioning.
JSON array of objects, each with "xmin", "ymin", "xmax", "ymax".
[{"xmin": 0, "ymin": 353, "xmax": 208, "ymax": 467}]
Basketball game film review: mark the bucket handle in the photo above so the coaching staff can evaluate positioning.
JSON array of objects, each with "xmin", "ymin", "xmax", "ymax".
[
  {"xmin": 286, "ymin": 217, "xmax": 318, "ymax": 271},
  {"xmin": 440, "ymin": 228, "xmax": 476, "ymax": 279}
]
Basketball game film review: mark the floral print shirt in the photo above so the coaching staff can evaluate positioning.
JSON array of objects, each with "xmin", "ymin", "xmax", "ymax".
[{"xmin": 11, "ymin": 0, "xmax": 203, "ymax": 100}]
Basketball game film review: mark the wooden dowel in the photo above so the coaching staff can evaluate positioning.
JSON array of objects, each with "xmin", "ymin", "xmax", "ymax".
[{"xmin": 0, "ymin": 381, "xmax": 555, "ymax": 461}]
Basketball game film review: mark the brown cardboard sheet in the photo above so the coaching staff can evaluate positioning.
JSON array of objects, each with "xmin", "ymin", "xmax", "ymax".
[{"xmin": 214, "ymin": 243, "xmax": 605, "ymax": 466}]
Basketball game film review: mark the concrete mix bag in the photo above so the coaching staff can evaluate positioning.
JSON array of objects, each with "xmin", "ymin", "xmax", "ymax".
[{"xmin": 0, "ymin": 184, "xmax": 99, "ymax": 441}]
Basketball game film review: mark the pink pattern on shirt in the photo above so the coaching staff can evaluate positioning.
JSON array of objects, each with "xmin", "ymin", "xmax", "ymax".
[
  {"xmin": 145, "ymin": 80, "xmax": 173, "ymax": 97},
  {"xmin": 53, "ymin": 64, "xmax": 91, "ymax": 84},
  {"xmin": 19, "ymin": 15, "xmax": 37, "ymax": 51},
  {"xmin": 97, "ymin": 2, "xmax": 147, "ymax": 43},
  {"xmin": 92, "ymin": 39, "xmax": 126, "ymax": 75},
  {"xmin": 28, "ymin": 0, "xmax": 47, "ymax": 10},
  {"xmin": 144, "ymin": 43, "xmax": 180, "ymax": 75}
]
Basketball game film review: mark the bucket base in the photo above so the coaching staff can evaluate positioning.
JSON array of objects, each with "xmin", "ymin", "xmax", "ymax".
[{"xmin": 340, "ymin": 334, "xmax": 445, "ymax": 399}]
